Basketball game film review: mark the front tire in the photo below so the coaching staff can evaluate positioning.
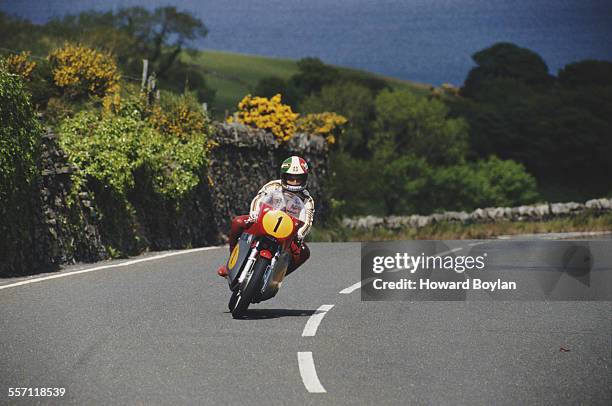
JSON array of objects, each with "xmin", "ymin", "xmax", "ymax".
[
  {"xmin": 231, "ymin": 256, "xmax": 269, "ymax": 319},
  {"xmin": 228, "ymin": 290, "xmax": 239, "ymax": 311}
]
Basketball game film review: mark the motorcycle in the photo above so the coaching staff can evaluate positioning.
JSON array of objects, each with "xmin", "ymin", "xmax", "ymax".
[{"xmin": 225, "ymin": 191, "xmax": 305, "ymax": 318}]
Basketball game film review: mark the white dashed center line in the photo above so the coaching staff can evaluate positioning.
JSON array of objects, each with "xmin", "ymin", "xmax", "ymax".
[
  {"xmin": 297, "ymin": 352, "xmax": 327, "ymax": 393},
  {"xmin": 302, "ymin": 304, "xmax": 334, "ymax": 336}
]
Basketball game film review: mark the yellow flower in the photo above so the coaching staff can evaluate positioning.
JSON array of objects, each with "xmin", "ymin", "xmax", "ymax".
[
  {"xmin": 232, "ymin": 94, "xmax": 299, "ymax": 142},
  {"xmin": 48, "ymin": 43, "xmax": 121, "ymax": 98}
]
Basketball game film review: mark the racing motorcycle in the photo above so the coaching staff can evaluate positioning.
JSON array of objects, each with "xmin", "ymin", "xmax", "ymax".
[{"xmin": 225, "ymin": 191, "xmax": 305, "ymax": 318}]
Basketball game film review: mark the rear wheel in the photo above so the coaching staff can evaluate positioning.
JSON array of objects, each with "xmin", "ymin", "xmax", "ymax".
[{"xmin": 231, "ymin": 257, "xmax": 270, "ymax": 319}]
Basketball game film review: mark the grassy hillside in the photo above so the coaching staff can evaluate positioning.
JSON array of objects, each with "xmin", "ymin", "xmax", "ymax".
[{"xmin": 181, "ymin": 49, "xmax": 430, "ymax": 117}]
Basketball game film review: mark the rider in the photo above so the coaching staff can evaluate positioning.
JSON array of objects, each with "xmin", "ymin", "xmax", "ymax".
[{"xmin": 217, "ymin": 156, "xmax": 315, "ymax": 277}]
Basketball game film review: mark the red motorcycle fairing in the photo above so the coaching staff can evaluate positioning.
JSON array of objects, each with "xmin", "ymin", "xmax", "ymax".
[
  {"xmin": 226, "ymin": 203, "xmax": 304, "ymax": 317},
  {"xmin": 243, "ymin": 204, "xmax": 304, "ymax": 252}
]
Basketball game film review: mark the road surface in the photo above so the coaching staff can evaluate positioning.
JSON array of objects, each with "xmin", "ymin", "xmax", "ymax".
[{"xmin": 1, "ymin": 241, "xmax": 610, "ymax": 405}]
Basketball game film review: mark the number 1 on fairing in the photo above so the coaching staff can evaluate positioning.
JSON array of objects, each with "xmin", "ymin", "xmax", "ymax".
[{"xmin": 274, "ymin": 217, "xmax": 282, "ymax": 232}]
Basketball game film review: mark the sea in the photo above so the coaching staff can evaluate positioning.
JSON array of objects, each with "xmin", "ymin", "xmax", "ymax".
[{"xmin": 2, "ymin": 0, "xmax": 611, "ymax": 85}]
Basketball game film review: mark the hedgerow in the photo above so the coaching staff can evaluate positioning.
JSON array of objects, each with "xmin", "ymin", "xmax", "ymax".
[{"xmin": 0, "ymin": 67, "xmax": 43, "ymax": 275}]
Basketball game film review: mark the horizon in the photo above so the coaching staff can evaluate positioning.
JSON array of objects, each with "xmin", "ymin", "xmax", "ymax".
[{"xmin": 1, "ymin": 0, "xmax": 611, "ymax": 85}]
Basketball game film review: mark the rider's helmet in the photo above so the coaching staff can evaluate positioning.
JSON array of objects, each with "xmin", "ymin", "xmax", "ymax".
[{"xmin": 280, "ymin": 156, "xmax": 309, "ymax": 192}]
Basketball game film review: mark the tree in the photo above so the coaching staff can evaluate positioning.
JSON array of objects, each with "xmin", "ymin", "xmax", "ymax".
[
  {"xmin": 372, "ymin": 89, "xmax": 469, "ymax": 166},
  {"xmin": 253, "ymin": 76, "xmax": 301, "ymax": 108},
  {"xmin": 462, "ymin": 42, "xmax": 553, "ymax": 97},
  {"xmin": 43, "ymin": 7, "xmax": 208, "ymax": 78},
  {"xmin": 290, "ymin": 57, "xmax": 340, "ymax": 96},
  {"xmin": 300, "ymin": 82, "xmax": 375, "ymax": 156},
  {"xmin": 558, "ymin": 60, "xmax": 612, "ymax": 88}
]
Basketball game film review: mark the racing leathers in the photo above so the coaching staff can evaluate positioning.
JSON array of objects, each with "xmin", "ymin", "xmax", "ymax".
[{"xmin": 228, "ymin": 180, "xmax": 314, "ymax": 275}]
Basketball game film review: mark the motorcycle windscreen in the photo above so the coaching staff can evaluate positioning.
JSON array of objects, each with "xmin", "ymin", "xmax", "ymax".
[
  {"xmin": 227, "ymin": 234, "xmax": 251, "ymax": 284},
  {"xmin": 259, "ymin": 189, "xmax": 307, "ymax": 221}
]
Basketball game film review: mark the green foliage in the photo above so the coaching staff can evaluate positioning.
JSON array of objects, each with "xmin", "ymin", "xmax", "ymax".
[
  {"xmin": 58, "ymin": 110, "xmax": 145, "ymax": 195},
  {"xmin": 138, "ymin": 123, "xmax": 210, "ymax": 197},
  {"xmin": 58, "ymin": 93, "xmax": 211, "ymax": 200},
  {"xmin": 452, "ymin": 43, "xmax": 612, "ymax": 199},
  {"xmin": 2, "ymin": 7, "xmax": 214, "ymax": 104},
  {"xmin": 253, "ymin": 76, "xmax": 301, "ymax": 108},
  {"xmin": 328, "ymin": 152, "xmax": 381, "ymax": 215},
  {"xmin": 300, "ymin": 82, "xmax": 375, "ymax": 156},
  {"xmin": 0, "ymin": 69, "xmax": 41, "ymax": 202},
  {"xmin": 0, "ymin": 68, "xmax": 43, "ymax": 275},
  {"xmin": 290, "ymin": 57, "xmax": 340, "ymax": 96},
  {"xmin": 163, "ymin": 64, "xmax": 216, "ymax": 104},
  {"xmin": 558, "ymin": 60, "xmax": 612, "ymax": 87},
  {"xmin": 372, "ymin": 89, "xmax": 469, "ymax": 166},
  {"xmin": 426, "ymin": 157, "xmax": 539, "ymax": 212},
  {"xmin": 462, "ymin": 42, "xmax": 553, "ymax": 97},
  {"xmin": 43, "ymin": 6, "xmax": 208, "ymax": 77}
]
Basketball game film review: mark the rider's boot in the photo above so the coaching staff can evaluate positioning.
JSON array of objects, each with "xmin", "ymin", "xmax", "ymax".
[
  {"xmin": 217, "ymin": 264, "xmax": 229, "ymax": 278},
  {"xmin": 216, "ymin": 215, "xmax": 251, "ymax": 278}
]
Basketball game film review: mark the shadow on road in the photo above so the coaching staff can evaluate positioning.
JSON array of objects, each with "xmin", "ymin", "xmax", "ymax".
[{"xmin": 230, "ymin": 308, "xmax": 316, "ymax": 320}]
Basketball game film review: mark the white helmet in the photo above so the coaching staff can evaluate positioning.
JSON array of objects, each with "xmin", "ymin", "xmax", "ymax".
[{"xmin": 280, "ymin": 156, "xmax": 309, "ymax": 192}]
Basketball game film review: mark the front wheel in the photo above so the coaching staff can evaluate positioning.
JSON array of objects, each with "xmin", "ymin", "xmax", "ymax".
[
  {"xmin": 228, "ymin": 290, "xmax": 239, "ymax": 312},
  {"xmin": 231, "ymin": 256, "xmax": 269, "ymax": 319}
]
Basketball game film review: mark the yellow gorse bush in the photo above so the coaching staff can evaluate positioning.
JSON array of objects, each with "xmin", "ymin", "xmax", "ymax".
[
  {"xmin": 296, "ymin": 112, "xmax": 348, "ymax": 145},
  {"xmin": 148, "ymin": 94, "xmax": 209, "ymax": 139},
  {"xmin": 229, "ymin": 94, "xmax": 347, "ymax": 144},
  {"xmin": 48, "ymin": 43, "xmax": 121, "ymax": 98},
  {"xmin": 228, "ymin": 94, "xmax": 299, "ymax": 141},
  {"xmin": 4, "ymin": 51, "xmax": 36, "ymax": 80}
]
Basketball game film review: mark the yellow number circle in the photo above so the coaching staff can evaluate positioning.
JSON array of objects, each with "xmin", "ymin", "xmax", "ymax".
[
  {"xmin": 228, "ymin": 245, "xmax": 240, "ymax": 269},
  {"xmin": 262, "ymin": 210, "xmax": 294, "ymax": 239}
]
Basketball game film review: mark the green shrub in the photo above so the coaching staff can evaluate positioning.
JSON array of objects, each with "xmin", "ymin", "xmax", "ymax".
[
  {"xmin": 427, "ymin": 156, "xmax": 540, "ymax": 212},
  {"xmin": 58, "ymin": 110, "xmax": 146, "ymax": 196},
  {"xmin": 0, "ymin": 68, "xmax": 43, "ymax": 275},
  {"xmin": 58, "ymin": 95, "xmax": 211, "ymax": 200}
]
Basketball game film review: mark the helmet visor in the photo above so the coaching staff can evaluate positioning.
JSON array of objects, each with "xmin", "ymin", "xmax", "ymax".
[
  {"xmin": 282, "ymin": 173, "xmax": 308, "ymax": 187},
  {"xmin": 285, "ymin": 174, "xmax": 305, "ymax": 186}
]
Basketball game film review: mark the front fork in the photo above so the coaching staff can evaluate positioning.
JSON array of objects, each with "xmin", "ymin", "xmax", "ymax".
[
  {"xmin": 238, "ymin": 241, "xmax": 260, "ymax": 286},
  {"xmin": 261, "ymin": 252, "xmax": 280, "ymax": 293}
]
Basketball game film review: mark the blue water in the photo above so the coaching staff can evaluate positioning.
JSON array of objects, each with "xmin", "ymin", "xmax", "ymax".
[{"xmin": 2, "ymin": 0, "xmax": 611, "ymax": 85}]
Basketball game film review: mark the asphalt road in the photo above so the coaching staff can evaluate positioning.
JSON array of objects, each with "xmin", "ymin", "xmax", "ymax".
[{"xmin": 0, "ymin": 241, "xmax": 610, "ymax": 405}]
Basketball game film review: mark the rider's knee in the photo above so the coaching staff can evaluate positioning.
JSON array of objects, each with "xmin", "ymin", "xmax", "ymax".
[{"xmin": 231, "ymin": 215, "xmax": 251, "ymax": 232}]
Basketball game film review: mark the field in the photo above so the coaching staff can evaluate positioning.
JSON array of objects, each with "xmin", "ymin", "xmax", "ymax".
[{"xmin": 181, "ymin": 49, "xmax": 430, "ymax": 117}]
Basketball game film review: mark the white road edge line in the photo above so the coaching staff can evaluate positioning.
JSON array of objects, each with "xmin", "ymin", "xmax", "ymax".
[
  {"xmin": 297, "ymin": 352, "xmax": 327, "ymax": 393},
  {"xmin": 0, "ymin": 246, "xmax": 224, "ymax": 291},
  {"xmin": 339, "ymin": 246, "xmax": 469, "ymax": 294},
  {"xmin": 302, "ymin": 304, "xmax": 334, "ymax": 337}
]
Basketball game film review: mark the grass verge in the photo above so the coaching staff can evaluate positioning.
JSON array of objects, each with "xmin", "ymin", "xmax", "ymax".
[{"xmin": 310, "ymin": 213, "xmax": 612, "ymax": 241}]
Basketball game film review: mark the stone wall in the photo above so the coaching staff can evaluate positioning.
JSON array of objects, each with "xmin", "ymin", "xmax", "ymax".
[
  {"xmin": 341, "ymin": 199, "xmax": 612, "ymax": 231},
  {"xmin": 208, "ymin": 122, "xmax": 329, "ymax": 235},
  {"xmin": 12, "ymin": 123, "xmax": 329, "ymax": 276}
]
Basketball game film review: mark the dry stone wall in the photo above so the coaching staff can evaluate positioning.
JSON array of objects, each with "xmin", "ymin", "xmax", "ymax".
[
  {"xmin": 342, "ymin": 199, "xmax": 612, "ymax": 231},
  {"xmin": 11, "ymin": 123, "xmax": 329, "ymax": 277}
]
